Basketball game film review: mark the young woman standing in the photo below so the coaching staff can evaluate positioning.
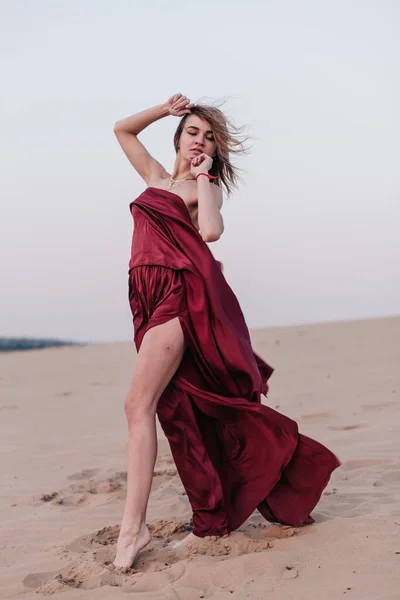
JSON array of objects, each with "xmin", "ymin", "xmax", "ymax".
[{"xmin": 112, "ymin": 93, "xmax": 340, "ymax": 570}]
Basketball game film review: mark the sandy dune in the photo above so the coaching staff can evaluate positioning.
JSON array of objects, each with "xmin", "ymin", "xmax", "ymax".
[{"xmin": 1, "ymin": 316, "xmax": 399, "ymax": 599}]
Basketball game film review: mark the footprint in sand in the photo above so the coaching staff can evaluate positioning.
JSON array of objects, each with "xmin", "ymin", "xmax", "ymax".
[
  {"xmin": 201, "ymin": 546, "xmax": 300, "ymax": 594},
  {"xmin": 25, "ymin": 520, "xmax": 295, "ymax": 593},
  {"xmin": 37, "ymin": 461, "xmax": 178, "ymax": 507},
  {"xmin": 172, "ymin": 531, "xmax": 273, "ymax": 558},
  {"xmin": 24, "ymin": 523, "xmax": 185, "ymax": 594},
  {"xmin": 66, "ymin": 521, "xmax": 193, "ymax": 555},
  {"xmin": 37, "ymin": 471, "xmax": 128, "ymax": 506},
  {"xmin": 299, "ymin": 411, "xmax": 335, "ymax": 424},
  {"xmin": 23, "ymin": 558, "xmax": 135, "ymax": 594}
]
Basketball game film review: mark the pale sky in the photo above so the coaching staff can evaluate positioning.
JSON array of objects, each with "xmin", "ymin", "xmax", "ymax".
[{"xmin": 1, "ymin": 0, "xmax": 399, "ymax": 342}]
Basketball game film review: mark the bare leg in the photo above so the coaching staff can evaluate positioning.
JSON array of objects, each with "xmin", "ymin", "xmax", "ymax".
[{"xmin": 113, "ymin": 317, "xmax": 186, "ymax": 570}]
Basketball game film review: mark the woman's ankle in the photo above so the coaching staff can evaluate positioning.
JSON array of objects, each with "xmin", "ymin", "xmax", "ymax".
[{"xmin": 119, "ymin": 518, "xmax": 146, "ymax": 536}]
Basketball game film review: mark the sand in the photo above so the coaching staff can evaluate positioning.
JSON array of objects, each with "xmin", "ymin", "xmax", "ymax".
[{"xmin": 1, "ymin": 316, "xmax": 399, "ymax": 599}]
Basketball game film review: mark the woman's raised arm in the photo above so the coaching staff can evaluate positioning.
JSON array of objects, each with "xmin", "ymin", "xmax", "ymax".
[{"xmin": 113, "ymin": 94, "xmax": 193, "ymax": 184}]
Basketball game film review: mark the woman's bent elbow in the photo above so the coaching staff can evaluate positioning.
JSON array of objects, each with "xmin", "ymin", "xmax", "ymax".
[
  {"xmin": 201, "ymin": 229, "xmax": 223, "ymax": 243},
  {"xmin": 113, "ymin": 121, "xmax": 127, "ymax": 134}
]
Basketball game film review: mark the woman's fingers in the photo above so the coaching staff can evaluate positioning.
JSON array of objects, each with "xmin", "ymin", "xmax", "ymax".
[
  {"xmin": 175, "ymin": 98, "xmax": 190, "ymax": 109},
  {"xmin": 168, "ymin": 93, "xmax": 181, "ymax": 106},
  {"xmin": 170, "ymin": 93, "xmax": 193, "ymax": 106},
  {"xmin": 173, "ymin": 104, "xmax": 192, "ymax": 116},
  {"xmin": 168, "ymin": 94, "xmax": 193, "ymax": 116},
  {"xmin": 172, "ymin": 102, "xmax": 187, "ymax": 112},
  {"xmin": 176, "ymin": 95, "xmax": 190, "ymax": 105}
]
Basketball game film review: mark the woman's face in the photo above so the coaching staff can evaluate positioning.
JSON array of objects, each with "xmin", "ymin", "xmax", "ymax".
[{"xmin": 179, "ymin": 114, "xmax": 217, "ymax": 161}]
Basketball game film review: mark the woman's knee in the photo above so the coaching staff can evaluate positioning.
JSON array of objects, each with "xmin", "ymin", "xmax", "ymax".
[{"xmin": 124, "ymin": 386, "xmax": 157, "ymax": 425}]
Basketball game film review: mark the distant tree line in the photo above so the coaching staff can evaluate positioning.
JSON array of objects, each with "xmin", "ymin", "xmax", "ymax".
[{"xmin": 0, "ymin": 338, "xmax": 82, "ymax": 352}]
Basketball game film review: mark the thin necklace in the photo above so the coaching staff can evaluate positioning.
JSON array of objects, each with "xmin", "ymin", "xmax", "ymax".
[{"xmin": 168, "ymin": 176, "xmax": 194, "ymax": 190}]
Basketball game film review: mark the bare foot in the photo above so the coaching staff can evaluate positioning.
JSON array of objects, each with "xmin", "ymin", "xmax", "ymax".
[
  {"xmin": 113, "ymin": 522, "xmax": 151, "ymax": 571},
  {"xmin": 169, "ymin": 532, "xmax": 200, "ymax": 550},
  {"xmin": 169, "ymin": 531, "xmax": 228, "ymax": 552}
]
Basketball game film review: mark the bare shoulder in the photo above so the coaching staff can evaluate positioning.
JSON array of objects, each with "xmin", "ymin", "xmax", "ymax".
[{"xmin": 147, "ymin": 174, "xmax": 172, "ymax": 189}]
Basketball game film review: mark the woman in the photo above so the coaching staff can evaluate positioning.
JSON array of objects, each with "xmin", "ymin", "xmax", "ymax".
[{"xmin": 113, "ymin": 93, "xmax": 340, "ymax": 570}]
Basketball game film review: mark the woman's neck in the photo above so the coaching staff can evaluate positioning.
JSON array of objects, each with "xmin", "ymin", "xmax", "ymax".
[{"xmin": 171, "ymin": 158, "xmax": 194, "ymax": 181}]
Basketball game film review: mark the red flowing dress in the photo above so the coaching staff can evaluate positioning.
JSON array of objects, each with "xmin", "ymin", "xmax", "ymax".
[{"xmin": 128, "ymin": 187, "xmax": 340, "ymax": 537}]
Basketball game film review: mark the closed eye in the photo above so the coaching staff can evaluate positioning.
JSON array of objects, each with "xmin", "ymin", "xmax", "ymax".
[{"xmin": 187, "ymin": 131, "xmax": 214, "ymax": 141}]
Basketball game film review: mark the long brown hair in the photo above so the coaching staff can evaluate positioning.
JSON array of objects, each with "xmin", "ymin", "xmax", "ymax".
[{"xmin": 173, "ymin": 103, "xmax": 250, "ymax": 196}]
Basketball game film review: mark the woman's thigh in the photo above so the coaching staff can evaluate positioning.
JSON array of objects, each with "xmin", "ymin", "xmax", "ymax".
[{"xmin": 127, "ymin": 317, "xmax": 186, "ymax": 410}]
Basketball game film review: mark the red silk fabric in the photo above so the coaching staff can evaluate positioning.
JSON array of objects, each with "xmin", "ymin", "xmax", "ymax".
[{"xmin": 128, "ymin": 187, "xmax": 340, "ymax": 537}]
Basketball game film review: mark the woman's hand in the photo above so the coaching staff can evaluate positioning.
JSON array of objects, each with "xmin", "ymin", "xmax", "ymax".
[
  {"xmin": 166, "ymin": 93, "xmax": 194, "ymax": 117},
  {"xmin": 190, "ymin": 153, "xmax": 213, "ymax": 177}
]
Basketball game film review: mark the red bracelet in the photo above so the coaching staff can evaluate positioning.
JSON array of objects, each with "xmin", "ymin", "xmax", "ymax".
[{"xmin": 195, "ymin": 172, "xmax": 218, "ymax": 181}]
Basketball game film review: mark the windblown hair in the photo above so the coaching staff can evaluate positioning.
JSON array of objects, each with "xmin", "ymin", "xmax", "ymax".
[{"xmin": 173, "ymin": 103, "xmax": 250, "ymax": 196}]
